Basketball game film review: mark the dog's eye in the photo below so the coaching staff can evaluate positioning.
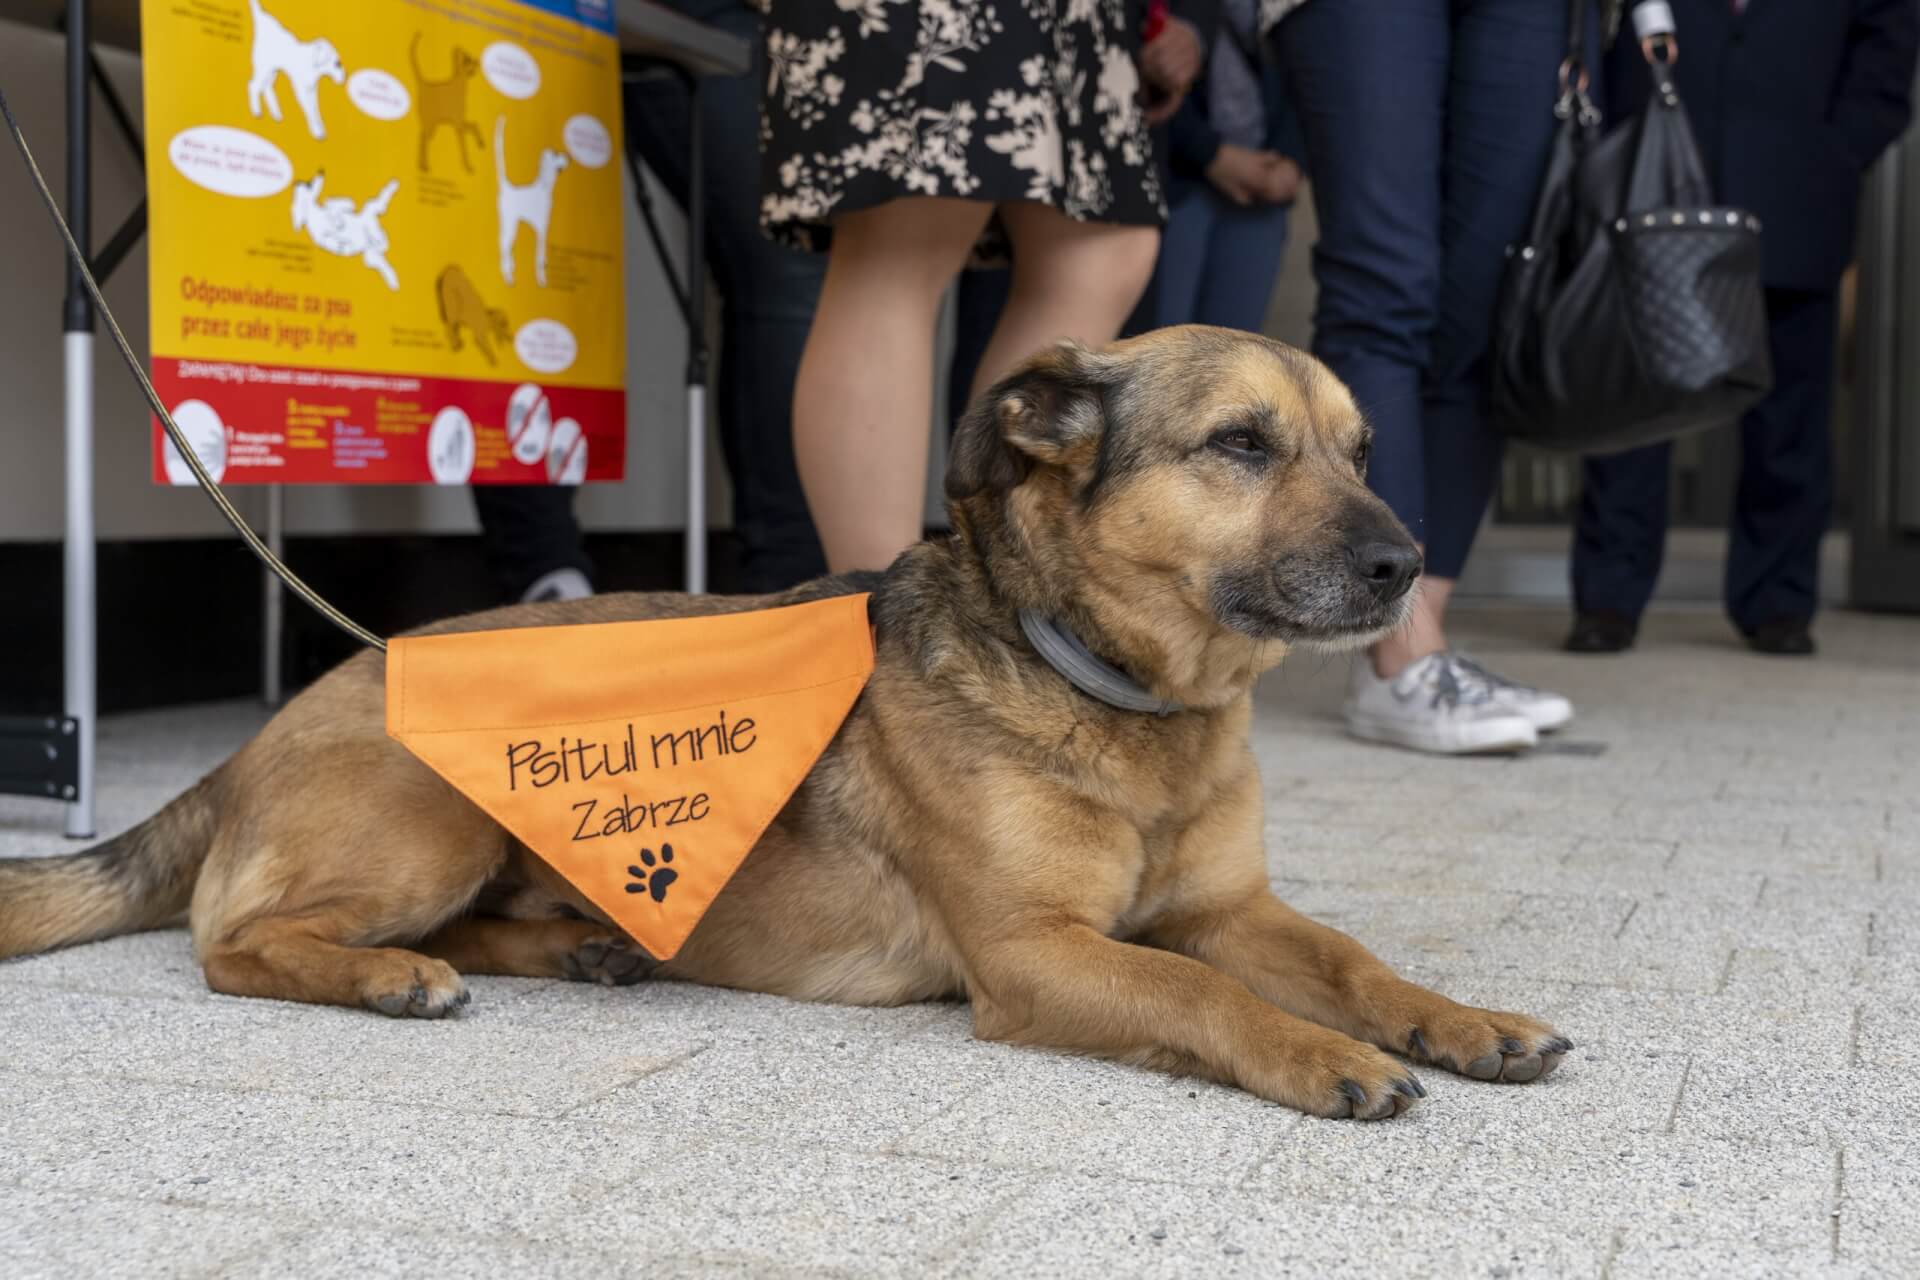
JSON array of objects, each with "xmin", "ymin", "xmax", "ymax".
[
  {"xmin": 1352, "ymin": 440, "xmax": 1373, "ymax": 476},
  {"xmin": 1210, "ymin": 429, "xmax": 1266, "ymax": 459}
]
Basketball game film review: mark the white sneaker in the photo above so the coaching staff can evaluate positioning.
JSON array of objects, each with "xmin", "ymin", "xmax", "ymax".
[
  {"xmin": 1450, "ymin": 653, "xmax": 1575, "ymax": 732},
  {"xmin": 1344, "ymin": 652, "xmax": 1539, "ymax": 755}
]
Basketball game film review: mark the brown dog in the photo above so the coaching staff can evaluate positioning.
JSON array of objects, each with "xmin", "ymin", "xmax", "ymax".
[
  {"xmin": 410, "ymin": 32, "xmax": 484, "ymax": 174},
  {"xmin": 0, "ymin": 328, "xmax": 1569, "ymax": 1120},
  {"xmin": 435, "ymin": 264, "xmax": 511, "ymax": 365}
]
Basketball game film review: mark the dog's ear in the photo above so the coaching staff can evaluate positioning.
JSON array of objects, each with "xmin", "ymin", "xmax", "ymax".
[{"xmin": 945, "ymin": 341, "xmax": 1111, "ymax": 501}]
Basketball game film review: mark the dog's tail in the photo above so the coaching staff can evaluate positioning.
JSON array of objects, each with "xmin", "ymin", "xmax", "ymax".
[
  {"xmin": 494, "ymin": 115, "xmax": 506, "ymax": 186},
  {"xmin": 410, "ymin": 31, "xmax": 424, "ymax": 81},
  {"xmin": 0, "ymin": 772, "xmax": 222, "ymax": 960}
]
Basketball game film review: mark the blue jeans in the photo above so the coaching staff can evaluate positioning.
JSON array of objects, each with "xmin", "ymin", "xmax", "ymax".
[
  {"xmin": 1145, "ymin": 177, "xmax": 1291, "ymax": 333},
  {"xmin": 625, "ymin": 0, "xmax": 827, "ymax": 592},
  {"xmin": 1276, "ymin": 0, "xmax": 1568, "ymax": 578}
]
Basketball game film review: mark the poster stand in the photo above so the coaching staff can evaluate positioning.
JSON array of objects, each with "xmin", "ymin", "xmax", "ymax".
[{"xmin": 31, "ymin": 0, "xmax": 751, "ymax": 836}]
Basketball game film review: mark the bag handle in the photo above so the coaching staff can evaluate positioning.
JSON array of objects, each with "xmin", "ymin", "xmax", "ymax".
[{"xmin": 1557, "ymin": 0, "xmax": 1614, "ymax": 125}]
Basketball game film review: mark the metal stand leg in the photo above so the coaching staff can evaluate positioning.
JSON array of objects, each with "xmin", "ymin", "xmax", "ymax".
[
  {"xmin": 683, "ymin": 73, "xmax": 708, "ymax": 595},
  {"xmin": 63, "ymin": 0, "xmax": 96, "ymax": 840},
  {"xmin": 262, "ymin": 484, "xmax": 284, "ymax": 706}
]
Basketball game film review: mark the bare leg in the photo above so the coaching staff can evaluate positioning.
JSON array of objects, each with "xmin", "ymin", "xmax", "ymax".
[
  {"xmin": 969, "ymin": 202, "xmax": 1160, "ymax": 398},
  {"xmin": 792, "ymin": 197, "xmax": 992, "ymax": 571},
  {"xmin": 1370, "ymin": 562, "xmax": 1452, "ymax": 677}
]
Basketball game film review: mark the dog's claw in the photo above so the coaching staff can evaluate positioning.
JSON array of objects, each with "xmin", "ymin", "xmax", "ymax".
[{"xmin": 1407, "ymin": 1027, "xmax": 1429, "ymax": 1059}]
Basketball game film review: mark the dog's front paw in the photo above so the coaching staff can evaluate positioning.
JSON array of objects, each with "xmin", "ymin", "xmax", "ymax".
[
  {"xmin": 1405, "ymin": 1009, "xmax": 1571, "ymax": 1083},
  {"xmin": 560, "ymin": 934, "xmax": 654, "ymax": 987},
  {"xmin": 362, "ymin": 955, "xmax": 471, "ymax": 1019},
  {"xmin": 1292, "ymin": 1038, "xmax": 1427, "ymax": 1121}
]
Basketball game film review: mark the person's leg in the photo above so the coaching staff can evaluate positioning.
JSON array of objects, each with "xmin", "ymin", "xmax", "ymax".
[
  {"xmin": 1398, "ymin": 0, "xmax": 1568, "ymax": 672},
  {"xmin": 1726, "ymin": 289, "xmax": 1838, "ymax": 639},
  {"xmin": 794, "ymin": 197, "xmax": 993, "ymax": 572},
  {"xmin": 1276, "ymin": 0, "xmax": 1448, "ymax": 657},
  {"xmin": 1569, "ymin": 444, "xmax": 1673, "ymax": 643},
  {"xmin": 470, "ymin": 485, "xmax": 594, "ymax": 602},
  {"xmin": 968, "ymin": 202, "xmax": 1160, "ymax": 400},
  {"xmin": 949, "ymin": 268, "xmax": 1013, "ymax": 432},
  {"xmin": 625, "ymin": 3, "xmax": 828, "ymax": 592},
  {"xmin": 1189, "ymin": 198, "xmax": 1290, "ymax": 333},
  {"xmin": 1140, "ymin": 179, "xmax": 1217, "ymax": 331}
]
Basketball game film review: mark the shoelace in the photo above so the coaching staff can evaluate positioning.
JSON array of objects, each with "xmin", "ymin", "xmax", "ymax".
[
  {"xmin": 1451, "ymin": 653, "xmax": 1539, "ymax": 697},
  {"xmin": 1398, "ymin": 653, "xmax": 1497, "ymax": 710}
]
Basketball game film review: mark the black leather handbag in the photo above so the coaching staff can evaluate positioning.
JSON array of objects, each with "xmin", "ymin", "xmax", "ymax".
[{"xmin": 1489, "ymin": 1, "xmax": 1772, "ymax": 454}]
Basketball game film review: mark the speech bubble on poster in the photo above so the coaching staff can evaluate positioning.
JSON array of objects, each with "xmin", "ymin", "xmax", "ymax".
[
  {"xmin": 515, "ymin": 319, "xmax": 578, "ymax": 374},
  {"xmin": 483, "ymin": 42, "xmax": 542, "ymax": 99},
  {"xmin": 348, "ymin": 69, "xmax": 412, "ymax": 121},
  {"xmin": 167, "ymin": 126, "xmax": 294, "ymax": 199},
  {"xmin": 563, "ymin": 114, "xmax": 612, "ymax": 168}
]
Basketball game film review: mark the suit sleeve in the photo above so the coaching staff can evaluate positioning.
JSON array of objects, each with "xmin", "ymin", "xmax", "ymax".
[{"xmin": 1832, "ymin": 0, "xmax": 1920, "ymax": 172}]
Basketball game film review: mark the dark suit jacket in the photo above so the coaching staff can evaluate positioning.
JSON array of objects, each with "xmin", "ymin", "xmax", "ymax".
[{"xmin": 1607, "ymin": 0, "xmax": 1920, "ymax": 289}]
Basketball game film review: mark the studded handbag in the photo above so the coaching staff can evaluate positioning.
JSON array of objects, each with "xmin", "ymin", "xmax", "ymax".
[{"xmin": 1489, "ymin": 3, "xmax": 1772, "ymax": 453}]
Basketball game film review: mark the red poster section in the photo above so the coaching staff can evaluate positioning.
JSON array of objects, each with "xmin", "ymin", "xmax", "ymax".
[{"xmin": 149, "ymin": 358, "xmax": 624, "ymax": 486}]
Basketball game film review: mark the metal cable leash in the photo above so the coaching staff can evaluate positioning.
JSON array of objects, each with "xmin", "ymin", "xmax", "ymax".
[{"xmin": 0, "ymin": 81, "xmax": 387, "ymax": 653}]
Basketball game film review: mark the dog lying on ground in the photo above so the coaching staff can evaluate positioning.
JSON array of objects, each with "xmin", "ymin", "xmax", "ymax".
[{"xmin": 0, "ymin": 328, "xmax": 1570, "ymax": 1120}]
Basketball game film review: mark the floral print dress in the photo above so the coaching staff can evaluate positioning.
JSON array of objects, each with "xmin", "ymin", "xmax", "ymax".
[{"xmin": 759, "ymin": 0, "xmax": 1166, "ymax": 256}]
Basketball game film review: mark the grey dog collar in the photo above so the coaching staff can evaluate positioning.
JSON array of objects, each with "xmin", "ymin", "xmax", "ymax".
[{"xmin": 1018, "ymin": 610, "xmax": 1183, "ymax": 717}]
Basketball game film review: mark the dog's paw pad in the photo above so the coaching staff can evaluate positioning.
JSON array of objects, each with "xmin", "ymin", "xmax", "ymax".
[
  {"xmin": 625, "ymin": 844, "xmax": 679, "ymax": 903},
  {"xmin": 562, "ymin": 934, "xmax": 654, "ymax": 987}
]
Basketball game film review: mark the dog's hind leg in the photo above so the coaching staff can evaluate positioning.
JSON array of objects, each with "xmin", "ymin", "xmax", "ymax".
[
  {"xmin": 418, "ymin": 917, "xmax": 654, "ymax": 986},
  {"xmin": 202, "ymin": 916, "xmax": 471, "ymax": 1017}
]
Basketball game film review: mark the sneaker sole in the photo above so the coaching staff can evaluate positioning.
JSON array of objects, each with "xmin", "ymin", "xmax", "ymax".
[{"xmin": 1344, "ymin": 709, "xmax": 1539, "ymax": 755}]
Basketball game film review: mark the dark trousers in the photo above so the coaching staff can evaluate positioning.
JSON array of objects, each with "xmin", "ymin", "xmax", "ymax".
[
  {"xmin": 625, "ymin": 0, "xmax": 828, "ymax": 593},
  {"xmin": 472, "ymin": 485, "xmax": 594, "ymax": 601},
  {"xmin": 1143, "ymin": 177, "xmax": 1292, "ymax": 333},
  {"xmin": 1573, "ymin": 288, "xmax": 1837, "ymax": 630},
  {"xmin": 1276, "ymin": 0, "xmax": 1567, "ymax": 578}
]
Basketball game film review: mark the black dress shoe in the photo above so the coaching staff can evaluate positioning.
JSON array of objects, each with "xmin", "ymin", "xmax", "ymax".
[
  {"xmin": 1745, "ymin": 617, "xmax": 1816, "ymax": 656},
  {"xmin": 1565, "ymin": 610, "xmax": 1638, "ymax": 654}
]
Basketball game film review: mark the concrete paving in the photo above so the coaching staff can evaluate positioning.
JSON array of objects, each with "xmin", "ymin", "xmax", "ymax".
[{"xmin": 2, "ymin": 604, "xmax": 1915, "ymax": 1278}]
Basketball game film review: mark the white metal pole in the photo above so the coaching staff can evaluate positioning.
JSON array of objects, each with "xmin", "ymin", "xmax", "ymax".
[
  {"xmin": 262, "ymin": 484, "xmax": 284, "ymax": 705},
  {"xmin": 63, "ymin": 333, "xmax": 96, "ymax": 839}
]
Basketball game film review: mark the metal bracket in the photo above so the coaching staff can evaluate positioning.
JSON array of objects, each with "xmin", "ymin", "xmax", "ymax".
[{"xmin": 0, "ymin": 715, "xmax": 83, "ymax": 802}]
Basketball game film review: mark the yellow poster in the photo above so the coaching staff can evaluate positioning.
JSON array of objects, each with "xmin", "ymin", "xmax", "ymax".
[{"xmin": 141, "ymin": 0, "xmax": 626, "ymax": 485}]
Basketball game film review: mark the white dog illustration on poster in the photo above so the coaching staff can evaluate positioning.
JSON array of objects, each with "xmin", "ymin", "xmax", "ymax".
[
  {"xmin": 246, "ymin": 0, "xmax": 345, "ymax": 141},
  {"xmin": 291, "ymin": 173, "xmax": 401, "ymax": 291},
  {"xmin": 495, "ymin": 116, "xmax": 568, "ymax": 287}
]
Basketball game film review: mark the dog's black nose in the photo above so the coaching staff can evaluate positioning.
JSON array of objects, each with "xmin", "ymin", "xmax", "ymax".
[{"xmin": 1345, "ymin": 538, "xmax": 1422, "ymax": 601}]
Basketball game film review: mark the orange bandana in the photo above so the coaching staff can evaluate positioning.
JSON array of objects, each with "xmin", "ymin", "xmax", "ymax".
[{"xmin": 385, "ymin": 594, "xmax": 874, "ymax": 960}]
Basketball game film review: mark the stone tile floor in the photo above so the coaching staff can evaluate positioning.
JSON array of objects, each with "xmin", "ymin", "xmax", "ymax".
[{"xmin": 1, "ymin": 605, "xmax": 1915, "ymax": 1278}]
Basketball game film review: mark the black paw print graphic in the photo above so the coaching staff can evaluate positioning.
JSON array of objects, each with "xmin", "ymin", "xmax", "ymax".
[{"xmin": 626, "ymin": 844, "xmax": 678, "ymax": 903}]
